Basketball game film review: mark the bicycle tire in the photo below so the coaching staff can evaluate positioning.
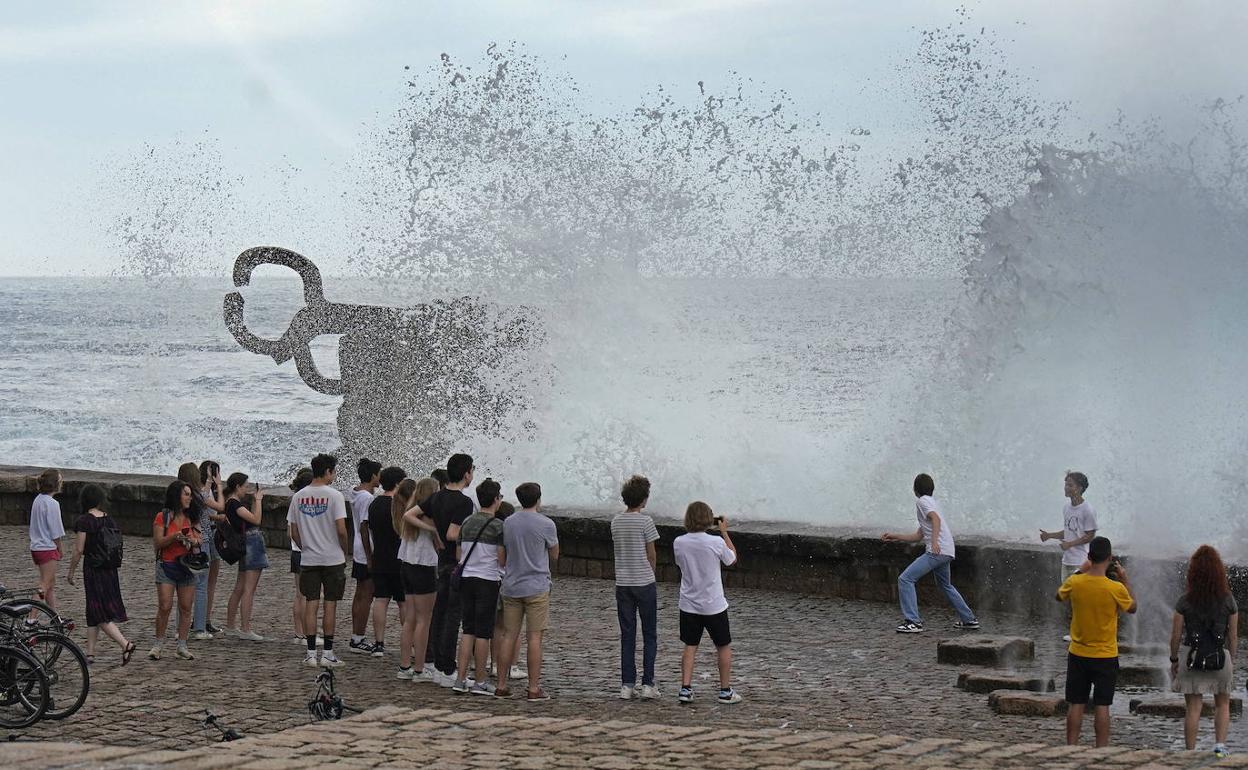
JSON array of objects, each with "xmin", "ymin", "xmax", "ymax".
[
  {"xmin": 0, "ymin": 643, "xmax": 50, "ymax": 728},
  {"xmin": 19, "ymin": 631, "xmax": 89, "ymax": 720},
  {"xmin": 0, "ymin": 598, "xmax": 68, "ymax": 635}
]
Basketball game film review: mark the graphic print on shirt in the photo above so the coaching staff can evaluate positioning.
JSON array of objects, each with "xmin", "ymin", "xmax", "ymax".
[{"xmin": 300, "ymin": 497, "xmax": 330, "ymax": 518}]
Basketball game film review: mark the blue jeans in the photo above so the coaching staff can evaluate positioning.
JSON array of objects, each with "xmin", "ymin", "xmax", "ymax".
[
  {"xmin": 616, "ymin": 583, "xmax": 658, "ymax": 687},
  {"xmin": 192, "ymin": 566, "xmax": 209, "ymax": 632},
  {"xmin": 898, "ymin": 552, "xmax": 976, "ymax": 625}
]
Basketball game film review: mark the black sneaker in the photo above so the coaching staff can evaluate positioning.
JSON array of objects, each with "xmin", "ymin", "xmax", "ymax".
[
  {"xmin": 371, "ymin": 642, "xmax": 386, "ymax": 658},
  {"xmin": 348, "ymin": 638, "xmax": 375, "ymax": 655},
  {"xmin": 953, "ymin": 619, "xmax": 980, "ymax": 630},
  {"xmin": 206, "ymin": 622, "xmax": 223, "ymax": 634},
  {"xmin": 896, "ymin": 621, "xmax": 925, "ymax": 633}
]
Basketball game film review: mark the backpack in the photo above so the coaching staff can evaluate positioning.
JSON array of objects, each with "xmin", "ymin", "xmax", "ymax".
[
  {"xmin": 213, "ymin": 505, "xmax": 247, "ymax": 565},
  {"xmin": 86, "ymin": 518, "xmax": 123, "ymax": 570},
  {"xmin": 1185, "ymin": 613, "xmax": 1227, "ymax": 672}
]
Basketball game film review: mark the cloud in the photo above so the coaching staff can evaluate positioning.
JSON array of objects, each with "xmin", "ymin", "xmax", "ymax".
[{"xmin": 0, "ymin": 0, "xmax": 361, "ymax": 60}]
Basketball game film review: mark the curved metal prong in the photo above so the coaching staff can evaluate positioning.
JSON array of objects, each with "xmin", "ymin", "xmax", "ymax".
[{"xmin": 231, "ymin": 246, "xmax": 325, "ymax": 306}]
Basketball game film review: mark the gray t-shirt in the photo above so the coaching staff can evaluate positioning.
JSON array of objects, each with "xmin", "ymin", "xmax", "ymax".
[
  {"xmin": 500, "ymin": 509, "xmax": 558, "ymax": 599},
  {"xmin": 611, "ymin": 512, "xmax": 659, "ymax": 587},
  {"xmin": 1176, "ymin": 593, "xmax": 1238, "ymax": 642}
]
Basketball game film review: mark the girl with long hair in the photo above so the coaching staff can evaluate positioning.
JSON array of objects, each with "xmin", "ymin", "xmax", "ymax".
[
  {"xmin": 198, "ymin": 459, "xmax": 227, "ymax": 635},
  {"xmin": 223, "ymin": 472, "xmax": 268, "ymax": 640},
  {"xmin": 151, "ymin": 480, "xmax": 200, "ymax": 660},
  {"xmin": 66, "ymin": 484, "xmax": 135, "ymax": 665},
  {"xmin": 394, "ymin": 477, "xmax": 442, "ymax": 681},
  {"xmin": 1169, "ymin": 544, "xmax": 1238, "ymax": 757}
]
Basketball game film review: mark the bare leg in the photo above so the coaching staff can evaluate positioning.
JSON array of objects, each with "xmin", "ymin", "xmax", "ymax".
[
  {"xmin": 206, "ymin": 560, "xmax": 220, "ymax": 626},
  {"xmin": 716, "ymin": 644, "xmax": 733, "ymax": 689},
  {"xmin": 226, "ymin": 568, "xmax": 244, "ymax": 628},
  {"xmin": 526, "ymin": 630, "xmax": 543, "ymax": 693},
  {"xmin": 293, "ymin": 574, "xmax": 306, "ymax": 637},
  {"xmin": 496, "ymin": 624, "xmax": 519, "ymax": 692},
  {"xmin": 1214, "ymin": 692, "xmax": 1230, "ymax": 745},
  {"xmin": 99, "ymin": 621, "xmax": 129, "ymax": 650},
  {"xmin": 457, "ymin": 634, "xmax": 476, "ymax": 682},
  {"xmin": 155, "ymin": 584, "xmax": 175, "ymax": 640},
  {"xmin": 410, "ymin": 594, "xmax": 435, "ymax": 671},
  {"xmin": 176, "ymin": 585, "xmax": 195, "ymax": 642},
  {"xmin": 1092, "ymin": 704, "xmax": 1110, "ymax": 748},
  {"xmin": 398, "ymin": 597, "xmax": 417, "ymax": 669},
  {"xmin": 1184, "ymin": 694, "xmax": 1202, "ymax": 749},
  {"xmin": 322, "ymin": 600, "xmax": 337, "ymax": 638},
  {"xmin": 37, "ymin": 561, "xmax": 57, "ymax": 610},
  {"xmin": 303, "ymin": 597, "xmax": 320, "ymax": 642},
  {"xmin": 681, "ymin": 645, "xmax": 697, "ymax": 687},
  {"xmin": 473, "ymin": 638, "xmax": 490, "ymax": 684},
  {"xmin": 351, "ymin": 577, "xmax": 373, "ymax": 637},
  {"xmin": 371, "ymin": 597, "xmax": 389, "ymax": 646},
  {"xmin": 1065, "ymin": 703, "xmax": 1085, "ymax": 745},
  {"xmin": 239, "ymin": 570, "xmax": 263, "ymax": 633},
  {"xmin": 86, "ymin": 627, "xmax": 99, "ymax": 657}
]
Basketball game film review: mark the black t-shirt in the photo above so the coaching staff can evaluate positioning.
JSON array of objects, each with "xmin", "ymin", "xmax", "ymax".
[
  {"xmin": 421, "ymin": 490, "xmax": 473, "ymax": 568},
  {"xmin": 367, "ymin": 495, "xmax": 401, "ymax": 574},
  {"xmin": 1176, "ymin": 593, "xmax": 1239, "ymax": 642},
  {"xmin": 225, "ymin": 498, "xmax": 256, "ymax": 531}
]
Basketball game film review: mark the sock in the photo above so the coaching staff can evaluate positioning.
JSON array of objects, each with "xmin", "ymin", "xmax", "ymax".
[
  {"xmin": 399, "ymin": 665, "xmax": 411, "ymax": 672},
  {"xmin": 306, "ymin": 635, "xmax": 317, "ymax": 651},
  {"xmin": 323, "ymin": 635, "xmax": 334, "ymax": 651},
  {"xmin": 352, "ymin": 634, "xmax": 363, "ymax": 643},
  {"xmin": 177, "ymin": 640, "xmax": 188, "ymax": 650}
]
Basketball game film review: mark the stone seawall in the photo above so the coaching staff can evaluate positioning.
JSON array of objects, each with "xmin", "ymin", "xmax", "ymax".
[{"xmin": 3, "ymin": 464, "xmax": 1241, "ymax": 632}]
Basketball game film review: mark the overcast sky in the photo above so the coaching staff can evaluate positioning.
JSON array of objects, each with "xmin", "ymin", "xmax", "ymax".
[{"xmin": 1, "ymin": 0, "xmax": 1244, "ymax": 276}]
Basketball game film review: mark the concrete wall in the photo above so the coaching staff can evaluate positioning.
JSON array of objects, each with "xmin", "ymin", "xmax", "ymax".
[{"xmin": 3, "ymin": 464, "xmax": 1242, "ymax": 634}]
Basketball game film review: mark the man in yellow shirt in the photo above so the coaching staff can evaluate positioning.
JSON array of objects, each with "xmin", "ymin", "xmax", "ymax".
[{"xmin": 1056, "ymin": 536, "xmax": 1136, "ymax": 747}]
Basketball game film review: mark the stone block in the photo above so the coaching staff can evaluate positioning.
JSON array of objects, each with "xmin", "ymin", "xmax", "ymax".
[
  {"xmin": 956, "ymin": 671, "xmax": 1055, "ymax": 694},
  {"xmin": 937, "ymin": 636, "xmax": 1034, "ymax": 667},
  {"xmin": 987, "ymin": 690, "xmax": 1067, "ymax": 717},
  {"xmin": 1116, "ymin": 661, "xmax": 1168, "ymax": 687},
  {"xmin": 1128, "ymin": 695, "xmax": 1242, "ymax": 718},
  {"xmin": 1116, "ymin": 642, "xmax": 1168, "ymax": 657}
]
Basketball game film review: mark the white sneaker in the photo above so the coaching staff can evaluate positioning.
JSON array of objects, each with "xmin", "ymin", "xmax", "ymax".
[
  {"xmin": 619, "ymin": 685, "xmax": 635, "ymax": 700},
  {"xmin": 320, "ymin": 651, "xmax": 344, "ymax": 668},
  {"xmin": 303, "ymin": 650, "xmax": 320, "ymax": 667},
  {"xmin": 1062, "ymin": 634, "xmax": 1072, "ymax": 642},
  {"xmin": 236, "ymin": 630, "xmax": 265, "ymax": 642},
  {"xmin": 434, "ymin": 670, "xmax": 457, "ymax": 688},
  {"xmin": 639, "ymin": 685, "xmax": 660, "ymax": 700},
  {"xmin": 175, "ymin": 645, "xmax": 195, "ymax": 660},
  {"xmin": 148, "ymin": 644, "xmax": 163, "ymax": 660},
  {"xmin": 292, "ymin": 635, "xmax": 307, "ymax": 646},
  {"xmin": 190, "ymin": 631, "xmax": 214, "ymax": 641},
  {"xmin": 224, "ymin": 627, "xmax": 239, "ymax": 638},
  {"xmin": 510, "ymin": 664, "xmax": 527, "ymax": 680},
  {"xmin": 396, "ymin": 666, "xmax": 416, "ymax": 680},
  {"xmin": 415, "ymin": 665, "xmax": 436, "ymax": 683},
  {"xmin": 470, "ymin": 681, "xmax": 496, "ymax": 696}
]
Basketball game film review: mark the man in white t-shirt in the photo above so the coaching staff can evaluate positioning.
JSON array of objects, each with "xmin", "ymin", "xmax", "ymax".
[
  {"xmin": 672, "ymin": 502, "xmax": 741, "ymax": 705},
  {"xmin": 348, "ymin": 458, "xmax": 381, "ymax": 654},
  {"xmin": 1040, "ymin": 470, "xmax": 1098, "ymax": 640},
  {"xmin": 287, "ymin": 453, "xmax": 349, "ymax": 668},
  {"xmin": 882, "ymin": 473, "xmax": 979, "ymax": 634}
]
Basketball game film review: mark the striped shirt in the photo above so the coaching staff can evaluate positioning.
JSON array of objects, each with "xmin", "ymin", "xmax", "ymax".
[{"xmin": 611, "ymin": 512, "xmax": 660, "ymax": 587}]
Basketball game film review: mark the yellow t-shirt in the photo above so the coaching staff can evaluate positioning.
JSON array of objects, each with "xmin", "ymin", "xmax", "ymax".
[{"xmin": 1057, "ymin": 573, "xmax": 1134, "ymax": 658}]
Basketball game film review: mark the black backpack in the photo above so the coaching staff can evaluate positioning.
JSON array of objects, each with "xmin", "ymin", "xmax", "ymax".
[
  {"xmin": 1186, "ymin": 615, "xmax": 1227, "ymax": 672},
  {"xmin": 87, "ymin": 519, "xmax": 124, "ymax": 570},
  {"xmin": 214, "ymin": 506, "xmax": 247, "ymax": 565}
]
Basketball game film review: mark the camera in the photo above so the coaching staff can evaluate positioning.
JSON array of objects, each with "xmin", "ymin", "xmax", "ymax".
[{"xmin": 1106, "ymin": 556, "xmax": 1122, "ymax": 581}]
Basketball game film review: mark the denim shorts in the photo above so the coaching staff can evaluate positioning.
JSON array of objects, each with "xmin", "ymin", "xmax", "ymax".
[
  {"xmin": 240, "ymin": 530, "xmax": 269, "ymax": 572},
  {"xmin": 155, "ymin": 560, "xmax": 197, "ymax": 588},
  {"xmin": 203, "ymin": 525, "xmax": 221, "ymax": 563}
]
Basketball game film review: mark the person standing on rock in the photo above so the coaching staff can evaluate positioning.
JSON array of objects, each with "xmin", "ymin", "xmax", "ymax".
[
  {"xmin": 1168, "ymin": 545, "xmax": 1236, "ymax": 758},
  {"xmin": 1056, "ymin": 535, "xmax": 1136, "ymax": 748},
  {"xmin": 881, "ymin": 473, "xmax": 980, "ymax": 633},
  {"xmin": 1039, "ymin": 471, "xmax": 1097, "ymax": 642}
]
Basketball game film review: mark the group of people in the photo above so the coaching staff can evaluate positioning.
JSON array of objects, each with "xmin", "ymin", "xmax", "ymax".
[
  {"xmin": 882, "ymin": 470, "xmax": 1237, "ymax": 757},
  {"xmin": 21, "ymin": 463, "xmax": 1241, "ymax": 751}
]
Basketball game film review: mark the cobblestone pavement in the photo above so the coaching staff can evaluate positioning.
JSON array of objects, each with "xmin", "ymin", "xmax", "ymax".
[
  {"xmin": 3, "ymin": 706, "xmax": 1245, "ymax": 770},
  {"xmin": 1, "ymin": 526, "xmax": 1242, "ymax": 759}
]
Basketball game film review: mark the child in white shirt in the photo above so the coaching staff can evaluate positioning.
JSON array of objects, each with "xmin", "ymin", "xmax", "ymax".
[
  {"xmin": 672, "ymin": 501, "xmax": 740, "ymax": 704},
  {"xmin": 29, "ymin": 469, "xmax": 65, "ymax": 610}
]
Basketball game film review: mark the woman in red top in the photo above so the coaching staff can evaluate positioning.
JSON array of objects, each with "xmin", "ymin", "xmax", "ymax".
[{"xmin": 150, "ymin": 481, "xmax": 201, "ymax": 661}]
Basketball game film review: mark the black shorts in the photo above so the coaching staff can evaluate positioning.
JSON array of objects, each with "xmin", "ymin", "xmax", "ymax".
[
  {"xmin": 372, "ymin": 571, "xmax": 405, "ymax": 602},
  {"xmin": 299, "ymin": 564, "xmax": 346, "ymax": 602},
  {"xmin": 289, "ymin": 551, "xmax": 301, "ymax": 574},
  {"xmin": 401, "ymin": 563, "xmax": 437, "ymax": 596},
  {"xmin": 459, "ymin": 577, "xmax": 502, "ymax": 640},
  {"xmin": 351, "ymin": 561, "xmax": 371, "ymax": 581},
  {"xmin": 1065, "ymin": 653, "xmax": 1119, "ymax": 706},
  {"xmin": 679, "ymin": 609, "xmax": 731, "ymax": 648}
]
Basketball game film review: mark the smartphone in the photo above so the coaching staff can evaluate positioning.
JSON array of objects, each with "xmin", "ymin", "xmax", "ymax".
[{"xmin": 181, "ymin": 527, "xmax": 191, "ymax": 535}]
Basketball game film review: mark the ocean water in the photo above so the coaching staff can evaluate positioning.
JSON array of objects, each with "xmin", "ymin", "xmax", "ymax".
[{"xmin": 0, "ymin": 275, "xmax": 956, "ymax": 513}]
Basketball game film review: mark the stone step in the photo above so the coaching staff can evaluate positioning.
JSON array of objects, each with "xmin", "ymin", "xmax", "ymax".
[
  {"xmin": 957, "ymin": 671, "xmax": 1055, "ymax": 694},
  {"xmin": 987, "ymin": 689, "xmax": 1068, "ymax": 716},
  {"xmin": 1129, "ymin": 695, "xmax": 1243, "ymax": 718},
  {"xmin": 1117, "ymin": 642, "xmax": 1169, "ymax": 657},
  {"xmin": 1117, "ymin": 661, "xmax": 1169, "ymax": 687},
  {"xmin": 937, "ymin": 635, "xmax": 1035, "ymax": 667}
]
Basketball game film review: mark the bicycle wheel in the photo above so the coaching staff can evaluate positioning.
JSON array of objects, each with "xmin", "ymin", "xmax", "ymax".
[
  {"xmin": 0, "ymin": 598, "xmax": 69, "ymax": 635},
  {"xmin": 20, "ymin": 631, "xmax": 89, "ymax": 720},
  {"xmin": 0, "ymin": 643, "xmax": 50, "ymax": 728}
]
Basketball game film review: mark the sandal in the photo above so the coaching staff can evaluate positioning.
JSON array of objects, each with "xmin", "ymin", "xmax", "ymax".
[
  {"xmin": 85, "ymin": 654, "xmax": 95, "ymax": 665},
  {"xmin": 121, "ymin": 642, "xmax": 136, "ymax": 666}
]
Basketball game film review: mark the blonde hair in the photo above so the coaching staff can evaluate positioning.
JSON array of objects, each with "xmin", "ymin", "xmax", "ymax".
[
  {"xmin": 684, "ymin": 501, "xmax": 715, "ymax": 533},
  {"xmin": 394, "ymin": 476, "xmax": 440, "ymax": 540}
]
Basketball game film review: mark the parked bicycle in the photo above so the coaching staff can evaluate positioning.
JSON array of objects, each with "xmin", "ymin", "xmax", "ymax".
[{"xmin": 0, "ymin": 600, "xmax": 89, "ymax": 728}]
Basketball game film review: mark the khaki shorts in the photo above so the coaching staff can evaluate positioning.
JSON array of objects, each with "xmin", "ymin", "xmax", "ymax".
[
  {"xmin": 300, "ymin": 563, "xmax": 346, "ymax": 602},
  {"xmin": 501, "ymin": 592, "xmax": 550, "ymax": 635}
]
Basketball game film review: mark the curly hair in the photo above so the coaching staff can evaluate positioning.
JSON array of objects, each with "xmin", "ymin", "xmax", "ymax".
[{"xmin": 1184, "ymin": 544, "xmax": 1231, "ymax": 609}]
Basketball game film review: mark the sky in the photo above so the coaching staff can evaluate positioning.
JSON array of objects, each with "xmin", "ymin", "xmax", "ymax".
[{"xmin": 1, "ymin": 0, "xmax": 1245, "ymax": 276}]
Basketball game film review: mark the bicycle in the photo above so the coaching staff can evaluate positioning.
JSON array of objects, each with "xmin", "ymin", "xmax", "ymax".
[
  {"xmin": 0, "ymin": 611, "xmax": 51, "ymax": 730},
  {"xmin": 0, "ymin": 603, "xmax": 89, "ymax": 722},
  {"xmin": 0, "ymin": 588, "xmax": 73, "ymax": 636}
]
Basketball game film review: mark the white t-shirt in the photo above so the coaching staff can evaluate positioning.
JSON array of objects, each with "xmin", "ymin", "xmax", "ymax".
[
  {"xmin": 350, "ymin": 488, "xmax": 375, "ymax": 564},
  {"xmin": 672, "ymin": 531, "xmax": 736, "ymax": 615},
  {"xmin": 1061, "ymin": 501, "xmax": 1099, "ymax": 566},
  {"xmin": 398, "ymin": 530, "xmax": 439, "ymax": 567},
  {"xmin": 286, "ymin": 484, "xmax": 348, "ymax": 567},
  {"xmin": 916, "ymin": 496, "xmax": 956, "ymax": 559},
  {"xmin": 29, "ymin": 494, "xmax": 65, "ymax": 551}
]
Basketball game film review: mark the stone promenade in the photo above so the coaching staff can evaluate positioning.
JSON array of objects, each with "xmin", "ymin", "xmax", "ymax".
[{"xmin": 0, "ymin": 526, "xmax": 1243, "ymax": 766}]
